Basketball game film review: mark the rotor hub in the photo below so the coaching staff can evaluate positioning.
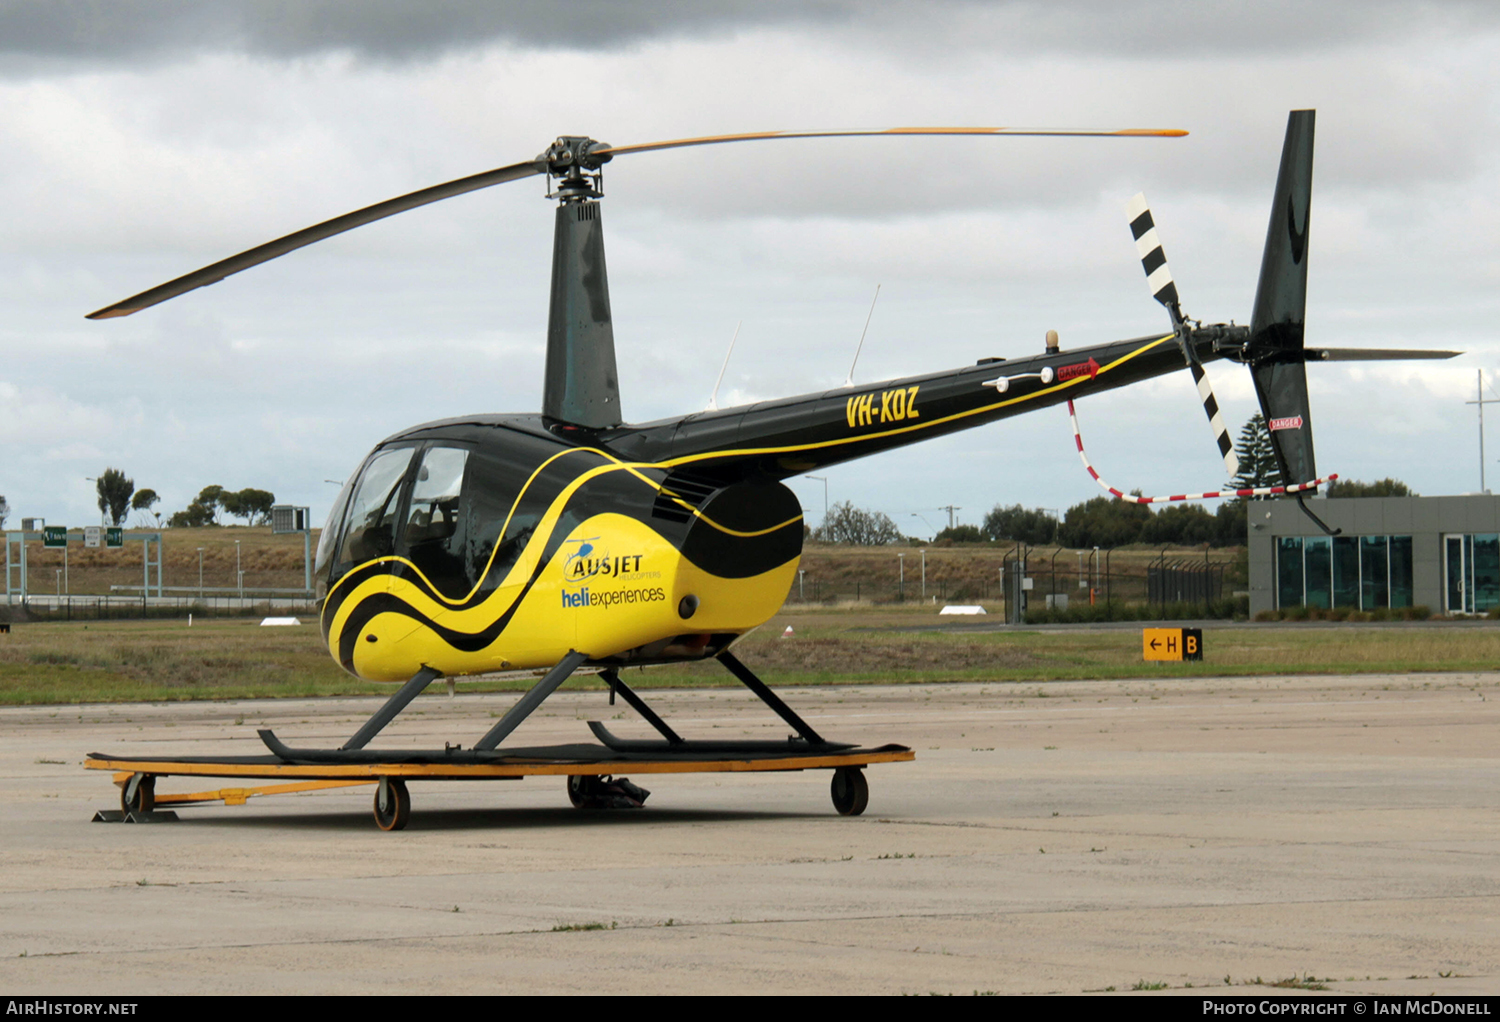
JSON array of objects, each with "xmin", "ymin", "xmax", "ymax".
[{"xmin": 542, "ymin": 136, "xmax": 612, "ymax": 202}]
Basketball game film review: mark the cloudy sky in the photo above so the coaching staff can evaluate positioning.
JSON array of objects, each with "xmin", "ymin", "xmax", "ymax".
[{"xmin": 2, "ymin": 1, "xmax": 1497, "ymax": 536}]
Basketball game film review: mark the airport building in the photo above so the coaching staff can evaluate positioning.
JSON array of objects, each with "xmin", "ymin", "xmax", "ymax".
[{"xmin": 1247, "ymin": 495, "xmax": 1500, "ymax": 617}]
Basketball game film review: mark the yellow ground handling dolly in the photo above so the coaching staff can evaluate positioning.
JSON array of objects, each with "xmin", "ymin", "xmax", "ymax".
[{"xmin": 87, "ymin": 736, "xmax": 913, "ymax": 831}]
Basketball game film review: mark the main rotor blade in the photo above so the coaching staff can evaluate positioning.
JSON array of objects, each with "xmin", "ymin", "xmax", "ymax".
[
  {"xmin": 595, "ymin": 125, "xmax": 1187, "ymax": 159},
  {"xmin": 88, "ymin": 125, "xmax": 1186, "ymax": 320},
  {"xmin": 87, "ymin": 158, "xmax": 546, "ymax": 319}
]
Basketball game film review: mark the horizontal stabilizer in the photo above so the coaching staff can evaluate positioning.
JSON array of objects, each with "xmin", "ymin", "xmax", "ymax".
[{"xmin": 1309, "ymin": 348, "xmax": 1461, "ymax": 362}]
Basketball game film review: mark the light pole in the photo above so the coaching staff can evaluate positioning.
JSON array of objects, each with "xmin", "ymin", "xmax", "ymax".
[
  {"xmin": 84, "ymin": 477, "xmax": 104, "ymax": 526},
  {"xmin": 898, "ymin": 552, "xmax": 905, "ymax": 601},
  {"xmin": 910, "ymin": 512, "xmax": 936, "ymax": 540},
  {"xmin": 197, "ymin": 547, "xmax": 204, "ymax": 598},
  {"xmin": 1465, "ymin": 370, "xmax": 1500, "ymax": 493},
  {"xmin": 1040, "ymin": 508, "xmax": 1060, "ymax": 545},
  {"xmin": 235, "ymin": 540, "xmax": 242, "ymax": 598},
  {"xmin": 804, "ymin": 475, "xmax": 828, "ymax": 526},
  {"xmin": 920, "ymin": 548, "xmax": 927, "ymax": 600}
]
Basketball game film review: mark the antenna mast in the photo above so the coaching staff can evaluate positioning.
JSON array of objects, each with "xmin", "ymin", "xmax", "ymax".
[{"xmin": 1465, "ymin": 369, "xmax": 1500, "ymax": 493}]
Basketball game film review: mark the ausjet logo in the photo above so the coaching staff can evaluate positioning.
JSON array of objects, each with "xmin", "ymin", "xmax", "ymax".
[
  {"xmin": 1269, "ymin": 415, "xmax": 1304, "ymax": 431},
  {"xmin": 563, "ymin": 537, "xmax": 644, "ymax": 581}
]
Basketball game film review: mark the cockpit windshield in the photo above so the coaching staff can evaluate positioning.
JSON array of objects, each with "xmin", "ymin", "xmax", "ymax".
[
  {"xmin": 318, "ymin": 428, "xmax": 566, "ymax": 601},
  {"xmin": 330, "ymin": 446, "xmax": 416, "ymax": 578}
]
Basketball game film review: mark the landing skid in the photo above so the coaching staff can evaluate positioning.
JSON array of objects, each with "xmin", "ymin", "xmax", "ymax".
[
  {"xmin": 586, "ymin": 721, "xmax": 853, "ymax": 755},
  {"xmin": 261, "ymin": 647, "xmax": 849, "ymax": 762}
]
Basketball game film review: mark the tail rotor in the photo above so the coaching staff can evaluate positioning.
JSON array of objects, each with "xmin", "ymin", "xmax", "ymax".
[{"xmin": 1126, "ymin": 193, "xmax": 1240, "ymax": 478}]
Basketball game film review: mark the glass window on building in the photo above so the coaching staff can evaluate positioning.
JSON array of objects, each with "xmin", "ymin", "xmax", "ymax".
[
  {"xmin": 1332, "ymin": 535, "xmax": 1359, "ymax": 608},
  {"xmin": 1389, "ymin": 536, "xmax": 1413, "ymax": 608},
  {"xmin": 1277, "ymin": 537, "xmax": 1303, "ymax": 609},
  {"xmin": 1474, "ymin": 534, "xmax": 1500, "ymax": 613},
  {"xmin": 1360, "ymin": 535, "xmax": 1389, "ymax": 610},
  {"xmin": 1277, "ymin": 533, "xmax": 1414, "ymax": 612},
  {"xmin": 1303, "ymin": 537, "xmax": 1332, "ymax": 609}
]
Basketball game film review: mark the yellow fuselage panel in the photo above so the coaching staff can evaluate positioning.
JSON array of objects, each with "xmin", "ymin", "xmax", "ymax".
[{"xmin": 333, "ymin": 512, "xmax": 798, "ymax": 681}]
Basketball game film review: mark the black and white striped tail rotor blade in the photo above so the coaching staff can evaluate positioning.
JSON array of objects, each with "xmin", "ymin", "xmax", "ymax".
[
  {"xmin": 1189, "ymin": 361, "xmax": 1238, "ymax": 477},
  {"xmin": 1126, "ymin": 192, "xmax": 1240, "ymax": 478},
  {"xmin": 1127, "ymin": 192, "xmax": 1181, "ymax": 321}
]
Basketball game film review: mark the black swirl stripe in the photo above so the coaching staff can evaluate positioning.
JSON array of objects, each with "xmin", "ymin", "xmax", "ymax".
[{"xmin": 336, "ymin": 545, "xmax": 554, "ymax": 667}]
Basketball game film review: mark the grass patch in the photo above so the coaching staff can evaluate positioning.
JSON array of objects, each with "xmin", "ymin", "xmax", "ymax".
[{"xmin": 2, "ymin": 606, "xmax": 1499, "ymax": 705}]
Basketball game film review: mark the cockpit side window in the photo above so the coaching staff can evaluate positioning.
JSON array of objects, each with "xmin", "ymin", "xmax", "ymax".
[
  {"xmin": 463, "ymin": 437, "xmax": 564, "ymax": 593},
  {"xmin": 403, "ymin": 445, "xmax": 471, "ymax": 599},
  {"xmin": 335, "ymin": 446, "xmax": 416, "ymax": 572}
]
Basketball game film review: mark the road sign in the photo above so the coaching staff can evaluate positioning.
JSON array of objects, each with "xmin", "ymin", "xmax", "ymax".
[
  {"xmin": 1143, "ymin": 627, "xmax": 1202, "ymax": 662},
  {"xmin": 84, "ymin": 526, "xmax": 101, "ymax": 549},
  {"xmin": 42, "ymin": 526, "xmax": 67, "ymax": 548},
  {"xmin": 106, "ymin": 528, "xmax": 123, "ymax": 548}
]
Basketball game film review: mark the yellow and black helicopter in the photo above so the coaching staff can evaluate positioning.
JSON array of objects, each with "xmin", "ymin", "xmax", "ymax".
[{"xmin": 87, "ymin": 111, "xmax": 1453, "ymax": 826}]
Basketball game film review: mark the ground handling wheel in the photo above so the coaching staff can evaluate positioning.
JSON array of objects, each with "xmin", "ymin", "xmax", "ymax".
[
  {"xmin": 830, "ymin": 766, "xmax": 868, "ymax": 816},
  {"xmin": 120, "ymin": 773, "xmax": 155, "ymax": 815},
  {"xmin": 372, "ymin": 778, "xmax": 411, "ymax": 831}
]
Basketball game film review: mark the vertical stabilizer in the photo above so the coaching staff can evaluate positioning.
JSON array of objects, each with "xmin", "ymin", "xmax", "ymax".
[
  {"xmin": 544, "ymin": 200, "xmax": 622, "ymax": 428},
  {"xmin": 1249, "ymin": 110, "xmax": 1316, "ymax": 484}
]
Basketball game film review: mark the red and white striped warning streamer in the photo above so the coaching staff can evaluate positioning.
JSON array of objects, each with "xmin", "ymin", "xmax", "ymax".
[{"xmin": 1066, "ymin": 399, "xmax": 1336, "ymax": 504}]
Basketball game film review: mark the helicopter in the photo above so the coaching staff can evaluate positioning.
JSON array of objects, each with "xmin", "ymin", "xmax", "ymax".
[{"xmin": 87, "ymin": 111, "xmax": 1454, "ymax": 787}]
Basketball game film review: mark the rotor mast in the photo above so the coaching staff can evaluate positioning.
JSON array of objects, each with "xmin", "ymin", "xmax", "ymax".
[{"xmin": 541, "ymin": 136, "xmax": 622, "ymax": 430}]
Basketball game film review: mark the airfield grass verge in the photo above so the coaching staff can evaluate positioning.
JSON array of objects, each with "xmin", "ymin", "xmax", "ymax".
[{"xmin": 0, "ymin": 608, "xmax": 1498, "ymax": 705}]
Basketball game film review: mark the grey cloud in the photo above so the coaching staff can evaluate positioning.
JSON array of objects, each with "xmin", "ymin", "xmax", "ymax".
[
  {"xmin": 0, "ymin": 0, "xmax": 856, "ymax": 66},
  {"xmin": 1, "ymin": 1, "xmax": 1495, "ymax": 69}
]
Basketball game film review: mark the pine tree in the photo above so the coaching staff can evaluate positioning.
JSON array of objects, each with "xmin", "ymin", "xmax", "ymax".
[{"xmin": 1231, "ymin": 414, "xmax": 1282, "ymax": 492}]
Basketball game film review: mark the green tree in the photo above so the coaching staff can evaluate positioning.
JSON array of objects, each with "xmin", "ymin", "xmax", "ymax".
[
  {"xmin": 194, "ymin": 485, "xmax": 226, "ymax": 525},
  {"xmin": 933, "ymin": 524, "xmax": 984, "ymax": 544},
  {"xmin": 1231, "ymin": 414, "xmax": 1282, "ymax": 492},
  {"xmin": 1326, "ymin": 478, "xmax": 1415, "ymax": 498},
  {"xmin": 168, "ymin": 504, "xmax": 214, "ymax": 528},
  {"xmin": 1214, "ymin": 499, "xmax": 1248, "ymax": 547},
  {"xmin": 130, "ymin": 488, "xmax": 160, "ymax": 526},
  {"xmin": 96, "ymin": 468, "xmax": 134, "ymax": 526},
  {"xmin": 168, "ymin": 486, "xmax": 224, "ymax": 528},
  {"xmin": 0, "ymin": 494, "xmax": 8, "ymax": 529},
  {"xmin": 223, "ymin": 487, "xmax": 276, "ymax": 526},
  {"xmin": 1057, "ymin": 495, "xmax": 1153, "ymax": 548},
  {"xmin": 982, "ymin": 504, "xmax": 1058, "ymax": 545},
  {"xmin": 1139, "ymin": 503, "xmax": 1218, "ymax": 546},
  {"xmin": 812, "ymin": 502, "xmax": 903, "ymax": 545}
]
